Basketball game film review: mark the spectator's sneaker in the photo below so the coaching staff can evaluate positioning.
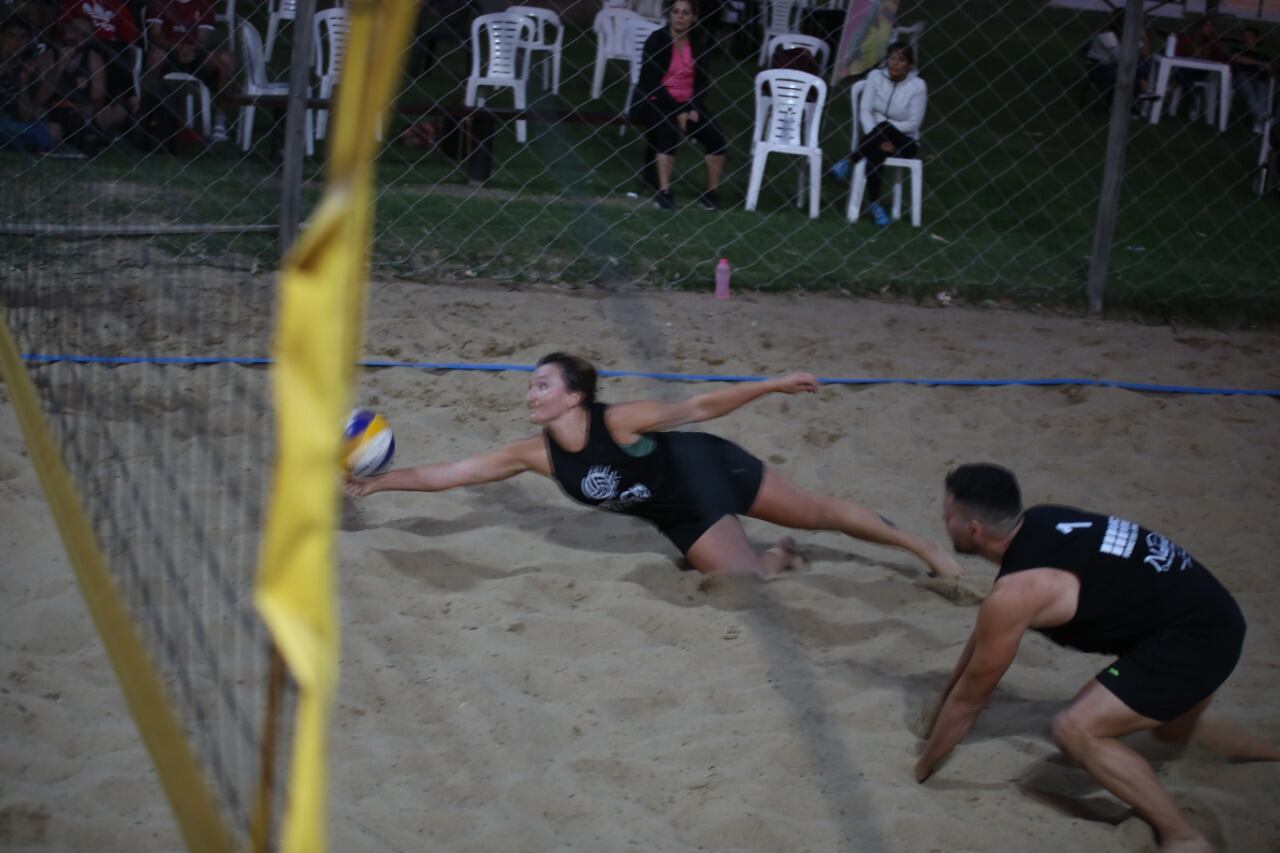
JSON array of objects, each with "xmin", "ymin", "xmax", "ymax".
[
  {"xmin": 828, "ymin": 158, "xmax": 851, "ymax": 182},
  {"xmin": 698, "ymin": 190, "xmax": 720, "ymax": 211},
  {"xmin": 869, "ymin": 202, "xmax": 891, "ymax": 226},
  {"xmin": 210, "ymin": 121, "xmax": 229, "ymax": 143},
  {"xmin": 653, "ymin": 188, "xmax": 675, "ymax": 210}
]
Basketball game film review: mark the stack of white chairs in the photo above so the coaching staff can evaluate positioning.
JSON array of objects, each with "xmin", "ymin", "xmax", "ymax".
[
  {"xmin": 591, "ymin": 7, "xmax": 644, "ymax": 99},
  {"xmin": 508, "ymin": 5, "xmax": 563, "ymax": 94},
  {"xmin": 763, "ymin": 33, "xmax": 829, "ymax": 75},
  {"xmin": 620, "ymin": 17, "xmax": 663, "ymax": 134},
  {"xmin": 845, "ymin": 79, "xmax": 923, "ymax": 226},
  {"xmin": 758, "ymin": 0, "xmax": 804, "ymax": 65},
  {"xmin": 237, "ymin": 17, "xmax": 313, "ymax": 155},
  {"xmin": 312, "ymin": 7, "xmax": 348, "ymax": 140},
  {"xmin": 745, "ymin": 69, "xmax": 827, "ymax": 219},
  {"xmin": 263, "ymin": 0, "xmax": 296, "ymax": 62},
  {"xmin": 466, "ymin": 12, "xmax": 534, "ymax": 143}
]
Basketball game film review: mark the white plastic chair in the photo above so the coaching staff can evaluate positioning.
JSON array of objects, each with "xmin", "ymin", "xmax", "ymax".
[
  {"xmin": 312, "ymin": 7, "xmax": 348, "ymax": 140},
  {"xmin": 163, "ymin": 72, "xmax": 213, "ymax": 137},
  {"xmin": 238, "ymin": 18, "xmax": 313, "ymax": 154},
  {"xmin": 218, "ymin": 0, "xmax": 237, "ymax": 54},
  {"xmin": 846, "ymin": 79, "xmax": 923, "ymax": 227},
  {"xmin": 1255, "ymin": 113, "xmax": 1274, "ymax": 196},
  {"xmin": 621, "ymin": 17, "xmax": 663, "ymax": 135},
  {"xmin": 745, "ymin": 69, "xmax": 827, "ymax": 219},
  {"xmin": 890, "ymin": 21, "xmax": 924, "ymax": 66},
  {"xmin": 629, "ymin": 0, "xmax": 664, "ymax": 20},
  {"xmin": 758, "ymin": 0, "xmax": 804, "ymax": 66},
  {"xmin": 466, "ymin": 12, "xmax": 534, "ymax": 143},
  {"xmin": 508, "ymin": 5, "xmax": 563, "ymax": 94},
  {"xmin": 591, "ymin": 7, "xmax": 643, "ymax": 99},
  {"xmin": 263, "ymin": 0, "xmax": 296, "ymax": 62},
  {"xmin": 763, "ymin": 33, "xmax": 829, "ymax": 75}
]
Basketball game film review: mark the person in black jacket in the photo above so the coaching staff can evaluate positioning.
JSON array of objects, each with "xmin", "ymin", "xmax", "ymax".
[{"xmin": 633, "ymin": 0, "xmax": 726, "ymax": 211}]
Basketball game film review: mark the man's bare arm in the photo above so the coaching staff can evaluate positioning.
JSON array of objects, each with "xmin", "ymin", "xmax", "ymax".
[{"xmin": 915, "ymin": 588, "xmax": 1030, "ymax": 781}]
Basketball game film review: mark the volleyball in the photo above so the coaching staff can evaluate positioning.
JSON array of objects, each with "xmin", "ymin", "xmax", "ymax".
[{"xmin": 343, "ymin": 408, "xmax": 395, "ymax": 477}]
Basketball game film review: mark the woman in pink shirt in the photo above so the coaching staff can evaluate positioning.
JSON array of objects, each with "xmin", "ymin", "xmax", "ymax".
[{"xmin": 633, "ymin": 0, "xmax": 726, "ymax": 211}]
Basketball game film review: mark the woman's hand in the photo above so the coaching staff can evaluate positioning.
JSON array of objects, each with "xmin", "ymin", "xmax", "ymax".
[
  {"xmin": 880, "ymin": 140, "xmax": 895, "ymax": 153},
  {"xmin": 772, "ymin": 371, "xmax": 819, "ymax": 395},
  {"xmin": 677, "ymin": 109, "xmax": 699, "ymax": 132},
  {"xmin": 343, "ymin": 475, "xmax": 379, "ymax": 497}
]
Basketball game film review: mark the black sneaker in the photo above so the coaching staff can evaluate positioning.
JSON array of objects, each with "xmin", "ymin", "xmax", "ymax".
[
  {"xmin": 653, "ymin": 188, "xmax": 675, "ymax": 210},
  {"xmin": 698, "ymin": 190, "xmax": 720, "ymax": 211}
]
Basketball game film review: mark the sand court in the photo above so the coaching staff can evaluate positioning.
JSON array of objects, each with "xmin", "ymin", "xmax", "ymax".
[{"xmin": 3, "ymin": 281, "xmax": 1279, "ymax": 851}]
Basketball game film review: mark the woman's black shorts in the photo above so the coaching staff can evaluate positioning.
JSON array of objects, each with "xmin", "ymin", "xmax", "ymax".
[
  {"xmin": 658, "ymin": 433, "xmax": 764, "ymax": 554},
  {"xmin": 634, "ymin": 99, "xmax": 728, "ymax": 157}
]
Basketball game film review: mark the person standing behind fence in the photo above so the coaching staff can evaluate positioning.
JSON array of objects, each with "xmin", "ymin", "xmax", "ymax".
[
  {"xmin": 633, "ymin": 0, "xmax": 727, "ymax": 212},
  {"xmin": 1230, "ymin": 27, "xmax": 1273, "ymax": 135},
  {"xmin": 1085, "ymin": 12, "xmax": 1152, "ymax": 110},
  {"xmin": 1174, "ymin": 15, "xmax": 1228, "ymax": 122},
  {"xmin": 830, "ymin": 42, "xmax": 925, "ymax": 227}
]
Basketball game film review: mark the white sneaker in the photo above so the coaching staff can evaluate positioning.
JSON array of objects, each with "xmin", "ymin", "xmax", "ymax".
[{"xmin": 210, "ymin": 122, "xmax": 229, "ymax": 143}]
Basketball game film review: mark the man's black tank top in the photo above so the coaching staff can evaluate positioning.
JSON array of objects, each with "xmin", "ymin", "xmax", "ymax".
[
  {"xmin": 999, "ymin": 505, "xmax": 1240, "ymax": 656},
  {"xmin": 544, "ymin": 403, "xmax": 700, "ymax": 530}
]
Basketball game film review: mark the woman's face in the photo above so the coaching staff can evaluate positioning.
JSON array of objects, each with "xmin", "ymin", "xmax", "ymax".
[
  {"xmin": 669, "ymin": 1, "xmax": 695, "ymax": 35},
  {"xmin": 887, "ymin": 50, "xmax": 912, "ymax": 81},
  {"xmin": 526, "ymin": 363, "xmax": 581, "ymax": 424}
]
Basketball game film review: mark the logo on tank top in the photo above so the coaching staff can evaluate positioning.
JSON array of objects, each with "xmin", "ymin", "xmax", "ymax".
[
  {"xmin": 1143, "ymin": 532, "xmax": 1192, "ymax": 573},
  {"xmin": 1099, "ymin": 516, "xmax": 1139, "ymax": 558},
  {"xmin": 600, "ymin": 483, "xmax": 653, "ymax": 512},
  {"xmin": 582, "ymin": 465, "xmax": 621, "ymax": 500}
]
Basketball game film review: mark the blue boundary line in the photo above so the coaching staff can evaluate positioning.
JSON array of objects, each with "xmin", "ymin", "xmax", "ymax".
[{"xmin": 19, "ymin": 353, "xmax": 1280, "ymax": 398}]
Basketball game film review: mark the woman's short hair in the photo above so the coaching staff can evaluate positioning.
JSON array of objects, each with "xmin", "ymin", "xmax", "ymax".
[
  {"xmin": 886, "ymin": 40, "xmax": 914, "ymax": 65},
  {"xmin": 537, "ymin": 352, "xmax": 598, "ymax": 405}
]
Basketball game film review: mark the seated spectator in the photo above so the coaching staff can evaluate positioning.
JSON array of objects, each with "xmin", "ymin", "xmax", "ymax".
[
  {"xmin": 1084, "ymin": 12, "xmax": 1152, "ymax": 108},
  {"xmin": 0, "ymin": 14, "xmax": 64, "ymax": 151},
  {"xmin": 1174, "ymin": 15, "xmax": 1228, "ymax": 120},
  {"xmin": 830, "ymin": 41, "xmax": 925, "ymax": 227},
  {"xmin": 633, "ymin": 0, "xmax": 727, "ymax": 212},
  {"xmin": 144, "ymin": 0, "xmax": 233, "ymax": 141},
  {"xmin": 46, "ymin": 13, "xmax": 130, "ymax": 151},
  {"xmin": 58, "ymin": 0, "xmax": 140, "ymax": 115},
  {"xmin": 1231, "ymin": 27, "xmax": 1273, "ymax": 134}
]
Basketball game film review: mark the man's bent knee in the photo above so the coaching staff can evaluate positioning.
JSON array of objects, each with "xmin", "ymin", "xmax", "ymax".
[{"xmin": 1051, "ymin": 709, "xmax": 1091, "ymax": 756}]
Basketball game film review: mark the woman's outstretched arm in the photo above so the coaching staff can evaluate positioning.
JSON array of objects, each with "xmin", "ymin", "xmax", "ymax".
[
  {"xmin": 343, "ymin": 436, "xmax": 549, "ymax": 497},
  {"xmin": 607, "ymin": 372, "xmax": 819, "ymax": 439}
]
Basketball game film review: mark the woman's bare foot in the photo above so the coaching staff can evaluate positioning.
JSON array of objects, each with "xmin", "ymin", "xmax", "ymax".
[{"xmin": 762, "ymin": 535, "xmax": 806, "ymax": 574}]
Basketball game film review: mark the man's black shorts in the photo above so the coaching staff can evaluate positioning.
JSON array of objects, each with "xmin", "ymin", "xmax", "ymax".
[{"xmin": 1096, "ymin": 601, "xmax": 1246, "ymax": 722}]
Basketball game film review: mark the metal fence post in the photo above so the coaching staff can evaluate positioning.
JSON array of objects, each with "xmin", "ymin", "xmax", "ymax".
[
  {"xmin": 280, "ymin": 0, "xmax": 318, "ymax": 256},
  {"xmin": 1086, "ymin": 0, "xmax": 1144, "ymax": 314}
]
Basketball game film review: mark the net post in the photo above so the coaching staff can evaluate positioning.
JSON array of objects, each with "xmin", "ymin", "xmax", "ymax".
[{"xmin": 250, "ymin": 644, "xmax": 288, "ymax": 853}]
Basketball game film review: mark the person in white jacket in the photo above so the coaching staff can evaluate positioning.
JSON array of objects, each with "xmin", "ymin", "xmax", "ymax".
[{"xmin": 832, "ymin": 42, "xmax": 926, "ymax": 225}]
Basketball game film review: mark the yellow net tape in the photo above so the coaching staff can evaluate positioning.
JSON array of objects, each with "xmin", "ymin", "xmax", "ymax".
[{"xmin": 252, "ymin": 1, "xmax": 416, "ymax": 851}]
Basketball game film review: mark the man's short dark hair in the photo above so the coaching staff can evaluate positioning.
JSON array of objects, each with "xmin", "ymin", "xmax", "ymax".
[{"xmin": 945, "ymin": 463, "xmax": 1023, "ymax": 527}]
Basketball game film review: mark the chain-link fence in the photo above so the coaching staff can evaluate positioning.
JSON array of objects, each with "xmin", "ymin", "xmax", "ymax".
[{"xmin": 4, "ymin": 0, "xmax": 1277, "ymax": 319}]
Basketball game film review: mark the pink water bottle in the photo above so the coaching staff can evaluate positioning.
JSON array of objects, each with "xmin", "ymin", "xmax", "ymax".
[{"xmin": 714, "ymin": 258, "xmax": 731, "ymax": 300}]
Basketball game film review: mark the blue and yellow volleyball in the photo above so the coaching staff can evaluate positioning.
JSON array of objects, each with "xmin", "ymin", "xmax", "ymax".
[{"xmin": 343, "ymin": 408, "xmax": 395, "ymax": 477}]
